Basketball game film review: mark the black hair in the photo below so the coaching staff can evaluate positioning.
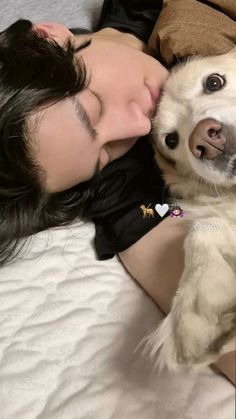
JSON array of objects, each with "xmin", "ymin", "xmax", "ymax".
[{"xmin": 0, "ymin": 19, "xmax": 100, "ymax": 267}]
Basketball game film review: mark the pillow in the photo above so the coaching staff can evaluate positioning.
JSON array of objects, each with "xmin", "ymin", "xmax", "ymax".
[{"xmin": 1, "ymin": 0, "xmax": 103, "ymax": 31}]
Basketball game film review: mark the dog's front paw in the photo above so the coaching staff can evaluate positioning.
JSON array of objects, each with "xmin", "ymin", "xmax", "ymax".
[
  {"xmin": 142, "ymin": 308, "xmax": 235, "ymax": 372},
  {"xmin": 141, "ymin": 313, "xmax": 218, "ymax": 372}
]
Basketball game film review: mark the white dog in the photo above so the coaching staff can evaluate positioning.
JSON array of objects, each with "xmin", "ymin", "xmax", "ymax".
[{"xmin": 146, "ymin": 49, "xmax": 236, "ymax": 371}]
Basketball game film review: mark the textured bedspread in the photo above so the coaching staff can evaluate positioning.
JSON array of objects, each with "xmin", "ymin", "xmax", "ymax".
[{"xmin": 0, "ymin": 220, "xmax": 235, "ymax": 419}]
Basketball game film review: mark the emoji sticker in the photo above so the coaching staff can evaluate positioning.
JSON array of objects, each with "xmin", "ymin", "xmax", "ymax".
[
  {"xmin": 170, "ymin": 205, "xmax": 184, "ymax": 217},
  {"xmin": 155, "ymin": 203, "xmax": 169, "ymax": 217},
  {"xmin": 140, "ymin": 204, "xmax": 155, "ymax": 218}
]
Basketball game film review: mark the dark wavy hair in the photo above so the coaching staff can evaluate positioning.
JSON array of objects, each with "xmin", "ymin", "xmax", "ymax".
[{"xmin": 0, "ymin": 19, "xmax": 100, "ymax": 266}]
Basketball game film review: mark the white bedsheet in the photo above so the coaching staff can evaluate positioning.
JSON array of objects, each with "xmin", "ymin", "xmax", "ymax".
[{"xmin": 0, "ymin": 220, "xmax": 235, "ymax": 419}]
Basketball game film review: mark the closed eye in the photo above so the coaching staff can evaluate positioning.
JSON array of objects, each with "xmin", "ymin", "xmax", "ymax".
[{"xmin": 91, "ymin": 90, "xmax": 105, "ymax": 119}]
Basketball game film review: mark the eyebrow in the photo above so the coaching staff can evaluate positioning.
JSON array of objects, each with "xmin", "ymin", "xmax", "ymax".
[
  {"xmin": 71, "ymin": 96, "xmax": 98, "ymax": 140},
  {"xmin": 70, "ymin": 96, "xmax": 101, "ymax": 177}
]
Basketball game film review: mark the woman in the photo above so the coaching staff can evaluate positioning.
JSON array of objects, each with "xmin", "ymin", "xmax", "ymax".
[{"xmin": 0, "ymin": 0, "xmax": 235, "ymax": 384}]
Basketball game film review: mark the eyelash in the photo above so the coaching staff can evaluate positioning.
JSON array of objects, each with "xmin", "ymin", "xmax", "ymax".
[
  {"xmin": 92, "ymin": 91, "xmax": 110, "ymax": 164},
  {"xmin": 74, "ymin": 89, "xmax": 105, "ymax": 144},
  {"xmin": 92, "ymin": 92, "xmax": 111, "ymax": 165},
  {"xmin": 77, "ymin": 102, "xmax": 98, "ymax": 139},
  {"xmin": 91, "ymin": 90, "xmax": 105, "ymax": 118}
]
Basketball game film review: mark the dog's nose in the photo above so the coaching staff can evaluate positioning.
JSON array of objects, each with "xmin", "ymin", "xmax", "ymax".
[{"xmin": 189, "ymin": 118, "xmax": 226, "ymax": 159}]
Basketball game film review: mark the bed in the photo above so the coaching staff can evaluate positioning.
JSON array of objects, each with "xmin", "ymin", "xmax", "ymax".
[{"xmin": 0, "ymin": 2, "xmax": 235, "ymax": 418}]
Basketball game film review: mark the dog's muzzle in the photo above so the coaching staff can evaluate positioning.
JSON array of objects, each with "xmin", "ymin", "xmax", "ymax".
[
  {"xmin": 189, "ymin": 118, "xmax": 236, "ymax": 176},
  {"xmin": 189, "ymin": 118, "xmax": 225, "ymax": 160}
]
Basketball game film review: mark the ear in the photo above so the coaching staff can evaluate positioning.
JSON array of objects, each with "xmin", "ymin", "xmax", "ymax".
[
  {"xmin": 33, "ymin": 22, "xmax": 74, "ymax": 46},
  {"xmin": 223, "ymin": 46, "xmax": 236, "ymax": 58},
  {"xmin": 231, "ymin": 46, "xmax": 236, "ymax": 55}
]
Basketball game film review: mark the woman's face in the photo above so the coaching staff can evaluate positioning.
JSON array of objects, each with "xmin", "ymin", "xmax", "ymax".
[{"xmin": 30, "ymin": 23, "xmax": 168, "ymax": 192}]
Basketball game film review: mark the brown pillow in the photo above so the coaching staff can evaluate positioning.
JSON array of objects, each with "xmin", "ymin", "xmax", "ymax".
[{"xmin": 148, "ymin": 0, "xmax": 236, "ymax": 66}]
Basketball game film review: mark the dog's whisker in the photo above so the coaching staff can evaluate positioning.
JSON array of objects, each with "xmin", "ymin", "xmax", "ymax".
[
  {"xmin": 192, "ymin": 172, "xmax": 200, "ymax": 198},
  {"xmin": 213, "ymin": 181, "xmax": 219, "ymax": 198}
]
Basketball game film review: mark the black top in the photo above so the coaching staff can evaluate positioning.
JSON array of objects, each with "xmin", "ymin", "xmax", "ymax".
[
  {"xmin": 89, "ymin": 0, "xmax": 168, "ymax": 260},
  {"xmin": 88, "ymin": 138, "xmax": 170, "ymax": 259},
  {"xmin": 97, "ymin": 0, "xmax": 163, "ymax": 43}
]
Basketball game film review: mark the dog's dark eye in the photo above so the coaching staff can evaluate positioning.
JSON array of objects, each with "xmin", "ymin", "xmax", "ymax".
[
  {"xmin": 204, "ymin": 74, "xmax": 226, "ymax": 93},
  {"xmin": 165, "ymin": 132, "xmax": 179, "ymax": 149}
]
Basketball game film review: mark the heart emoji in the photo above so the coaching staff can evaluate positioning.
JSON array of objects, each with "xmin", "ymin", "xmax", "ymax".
[{"xmin": 155, "ymin": 203, "xmax": 169, "ymax": 217}]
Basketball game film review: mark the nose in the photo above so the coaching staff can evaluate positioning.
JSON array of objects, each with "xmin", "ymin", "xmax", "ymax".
[
  {"xmin": 98, "ymin": 102, "xmax": 152, "ymax": 163},
  {"xmin": 189, "ymin": 118, "xmax": 226, "ymax": 159},
  {"xmin": 103, "ymin": 102, "xmax": 152, "ymax": 145}
]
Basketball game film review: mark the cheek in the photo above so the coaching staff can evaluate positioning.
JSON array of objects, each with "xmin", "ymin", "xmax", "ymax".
[{"xmin": 83, "ymin": 46, "xmax": 139, "ymax": 87}]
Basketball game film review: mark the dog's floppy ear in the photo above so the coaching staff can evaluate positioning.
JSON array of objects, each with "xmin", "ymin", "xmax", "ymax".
[
  {"xmin": 223, "ymin": 46, "xmax": 236, "ymax": 57},
  {"xmin": 169, "ymin": 55, "xmax": 192, "ymax": 69}
]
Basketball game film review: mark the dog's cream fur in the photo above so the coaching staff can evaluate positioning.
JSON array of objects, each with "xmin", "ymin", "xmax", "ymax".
[{"xmin": 146, "ymin": 49, "xmax": 236, "ymax": 371}]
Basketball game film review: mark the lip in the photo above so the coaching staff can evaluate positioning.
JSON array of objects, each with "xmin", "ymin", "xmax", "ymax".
[{"xmin": 149, "ymin": 86, "xmax": 160, "ymax": 105}]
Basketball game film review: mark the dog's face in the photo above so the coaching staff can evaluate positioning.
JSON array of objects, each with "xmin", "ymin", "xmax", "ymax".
[{"xmin": 152, "ymin": 48, "xmax": 236, "ymax": 193}]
